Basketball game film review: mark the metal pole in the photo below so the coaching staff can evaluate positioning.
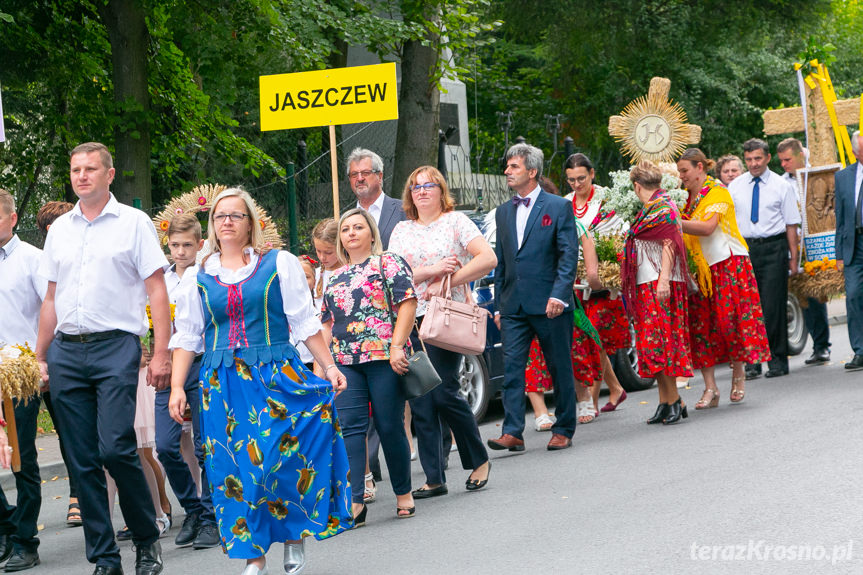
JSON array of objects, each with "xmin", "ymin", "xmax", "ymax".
[
  {"xmin": 438, "ymin": 130, "xmax": 448, "ymax": 181},
  {"xmin": 286, "ymin": 162, "xmax": 299, "ymax": 255}
]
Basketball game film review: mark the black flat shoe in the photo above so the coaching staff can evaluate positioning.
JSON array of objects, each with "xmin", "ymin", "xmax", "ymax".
[
  {"xmin": 662, "ymin": 398, "xmax": 688, "ymax": 425},
  {"xmin": 395, "ymin": 506, "xmax": 415, "ymax": 519},
  {"xmin": 646, "ymin": 403, "xmax": 669, "ymax": 424},
  {"xmin": 465, "ymin": 461, "xmax": 491, "ymax": 491},
  {"xmin": 4, "ymin": 547, "xmax": 40, "ymax": 572},
  {"xmin": 411, "ymin": 484, "xmax": 448, "ymax": 499},
  {"xmin": 744, "ymin": 365, "xmax": 761, "ymax": 380},
  {"xmin": 804, "ymin": 349, "xmax": 830, "ymax": 364},
  {"xmin": 115, "ymin": 527, "xmax": 132, "ymax": 542},
  {"xmin": 352, "ymin": 505, "xmax": 367, "ymax": 528},
  {"xmin": 845, "ymin": 354, "xmax": 863, "ymax": 370},
  {"xmin": 765, "ymin": 367, "xmax": 789, "ymax": 378}
]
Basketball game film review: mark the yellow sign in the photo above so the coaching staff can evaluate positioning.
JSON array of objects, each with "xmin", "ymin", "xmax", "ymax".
[{"xmin": 259, "ymin": 63, "xmax": 398, "ymax": 131}]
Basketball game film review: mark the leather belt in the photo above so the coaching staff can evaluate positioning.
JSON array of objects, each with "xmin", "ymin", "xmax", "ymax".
[
  {"xmin": 58, "ymin": 329, "xmax": 131, "ymax": 343},
  {"xmin": 745, "ymin": 233, "xmax": 786, "ymax": 246}
]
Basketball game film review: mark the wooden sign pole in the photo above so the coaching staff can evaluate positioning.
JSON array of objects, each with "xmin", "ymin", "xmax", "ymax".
[
  {"xmin": 329, "ymin": 125, "xmax": 339, "ymax": 220},
  {"xmin": 3, "ymin": 398, "xmax": 20, "ymax": 472}
]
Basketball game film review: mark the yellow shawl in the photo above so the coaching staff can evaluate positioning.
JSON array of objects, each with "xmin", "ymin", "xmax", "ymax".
[{"xmin": 683, "ymin": 176, "xmax": 748, "ymax": 296}]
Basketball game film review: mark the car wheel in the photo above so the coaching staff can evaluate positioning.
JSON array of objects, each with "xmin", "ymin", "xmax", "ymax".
[
  {"xmin": 787, "ymin": 293, "xmax": 807, "ymax": 356},
  {"xmin": 612, "ymin": 324, "xmax": 656, "ymax": 392},
  {"xmin": 457, "ymin": 354, "xmax": 490, "ymax": 422}
]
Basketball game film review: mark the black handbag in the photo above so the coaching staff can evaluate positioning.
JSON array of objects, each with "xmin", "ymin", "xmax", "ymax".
[{"xmin": 379, "ymin": 255, "xmax": 441, "ymax": 399}]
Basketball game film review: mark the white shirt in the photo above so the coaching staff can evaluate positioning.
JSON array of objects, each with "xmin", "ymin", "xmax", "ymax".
[
  {"xmin": 728, "ymin": 169, "xmax": 801, "ymax": 239},
  {"xmin": 0, "ymin": 235, "xmax": 47, "ymax": 347},
  {"xmin": 357, "ymin": 192, "xmax": 385, "ymax": 224},
  {"xmin": 854, "ymin": 163, "xmax": 863, "ymax": 225},
  {"xmin": 515, "ymin": 185, "xmax": 542, "ymax": 248},
  {"xmin": 39, "ymin": 194, "xmax": 168, "ymax": 336},
  {"xmin": 163, "ymin": 264, "xmax": 202, "ymax": 353},
  {"xmin": 170, "ymin": 249, "xmax": 322, "ymax": 353}
]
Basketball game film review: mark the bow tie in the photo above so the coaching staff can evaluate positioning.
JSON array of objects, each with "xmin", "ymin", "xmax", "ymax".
[{"xmin": 512, "ymin": 196, "xmax": 531, "ymax": 207}]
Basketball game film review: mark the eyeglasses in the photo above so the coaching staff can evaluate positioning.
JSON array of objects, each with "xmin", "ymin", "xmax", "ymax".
[
  {"xmin": 410, "ymin": 183, "xmax": 440, "ymax": 193},
  {"xmin": 566, "ymin": 175, "xmax": 589, "ymax": 185},
  {"xmin": 348, "ymin": 169, "xmax": 379, "ymax": 180},
  {"xmin": 213, "ymin": 213, "xmax": 249, "ymax": 223}
]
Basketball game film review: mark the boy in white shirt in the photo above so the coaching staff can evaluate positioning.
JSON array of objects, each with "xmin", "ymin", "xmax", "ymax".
[{"xmin": 154, "ymin": 214, "xmax": 219, "ymax": 549}]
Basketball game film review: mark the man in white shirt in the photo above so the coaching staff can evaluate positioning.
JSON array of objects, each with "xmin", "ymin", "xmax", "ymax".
[
  {"xmin": 0, "ymin": 189, "xmax": 46, "ymax": 572},
  {"xmin": 834, "ymin": 130, "xmax": 863, "ymax": 370},
  {"xmin": 34, "ymin": 142, "xmax": 171, "ymax": 575},
  {"xmin": 729, "ymin": 138, "xmax": 802, "ymax": 379},
  {"xmin": 346, "ymin": 148, "xmax": 405, "ymax": 249},
  {"xmin": 777, "ymin": 137, "xmax": 832, "ymax": 365}
]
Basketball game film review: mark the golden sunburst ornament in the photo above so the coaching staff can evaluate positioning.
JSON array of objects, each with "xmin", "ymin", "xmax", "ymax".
[
  {"xmin": 153, "ymin": 183, "xmax": 284, "ymax": 249},
  {"xmin": 608, "ymin": 77, "xmax": 702, "ymax": 164}
]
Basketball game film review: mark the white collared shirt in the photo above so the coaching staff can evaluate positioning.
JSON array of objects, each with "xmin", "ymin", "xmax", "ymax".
[
  {"xmin": 170, "ymin": 248, "xmax": 321, "ymax": 354},
  {"xmin": 0, "ymin": 235, "xmax": 47, "ymax": 347},
  {"xmin": 854, "ymin": 163, "xmax": 863, "ymax": 224},
  {"xmin": 515, "ymin": 185, "xmax": 542, "ymax": 248},
  {"xmin": 729, "ymin": 169, "xmax": 801, "ymax": 239},
  {"xmin": 357, "ymin": 192, "xmax": 385, "ymax": 224},
  {"xmin": 38, "ymin": 194, "xmax": 169, "ymax": 336}
]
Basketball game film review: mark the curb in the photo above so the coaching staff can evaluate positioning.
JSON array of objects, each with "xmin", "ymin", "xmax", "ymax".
[{"xmin": 0, "ymin": 461, "xmax": 67, "ymax": 492}]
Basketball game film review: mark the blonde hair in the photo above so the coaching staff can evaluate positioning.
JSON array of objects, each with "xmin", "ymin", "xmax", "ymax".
[
  {"xmin": 312, "ymin": 218, "xmax": 338, "ymax": 298},
  {"xmin": 0, "ymin": 189, "xmax": 15, "ymax": 216},
  {"xmin": 629, "ymin": 161, "xmax": 663, "ymax": 189},
  {"xmin": 70, "ymin": 142, "xmax": 113, "ymax": 169},
  {"xmin": 335, "ymin": 208, "xmax": 382, "ymax": 266},
  {"xmin": 401, "ymin": 165, "xmax": 455, "ymax": 220},
  {"xmin": 206, "ymin": 187, "xmax": 269, "ymax": 257},
  {"xmin": 167, "ymin": 212, "xmax": 203, "ymax": 242}
]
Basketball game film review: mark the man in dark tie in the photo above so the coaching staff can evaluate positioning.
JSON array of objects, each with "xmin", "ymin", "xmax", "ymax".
[
  {"xmin": 834, "ymin": 130, "xmax": 863, "ymax": 370},
  {"xmin": 487, "ymin": 143, "xmax": 579, "ymax": 451},
  {"xmin": 729, "ymin": 138, "xmax": 802, "ymax": 379}
]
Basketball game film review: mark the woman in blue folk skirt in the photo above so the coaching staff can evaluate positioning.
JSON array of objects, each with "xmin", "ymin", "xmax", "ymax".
[{"xmin": 169, "ymin": 188, "xmax": 352, "ymax": 575}]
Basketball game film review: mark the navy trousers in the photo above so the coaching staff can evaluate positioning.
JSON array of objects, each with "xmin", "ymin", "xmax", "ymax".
[
  {"xmin": 154, "ymin": 356, "xmax": 215, "ymax": 525},
  {"xmin": 47, "ymin": 333, "xmax": 158, "ymax": 567},
  {"xmin": 41, "ymin": 391, "xmax": 77, "ymax": 500},
  {"xmin": 408, "ymin": 330, "xmax": 487, "ymax": 486},
  {"xmin": 804, "ymin": 298, "xmax": 831, "ymax": 352},
  {"xmin": 500, "ymin": 311, "xmax": 576, "ymax": 438},
  {"xmin": 0, "ymin": 396, "xmax": 41, "ymax": 552},
  {"xmin": 844, "ymin": 233, "xmax": 863, "ymax": 355},
  {"xmin": 335, "ymin": 360, "xmax": 411, "ymax": 504}
]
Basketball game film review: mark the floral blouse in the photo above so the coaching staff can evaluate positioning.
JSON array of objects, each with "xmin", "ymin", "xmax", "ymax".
[
  {"xmin": 321, "ymin": 253, "xmax": 416, "ymax": 364},
  {"xmin": 388, "ymin": 211, "xmax": 481, "ymax": 316}
]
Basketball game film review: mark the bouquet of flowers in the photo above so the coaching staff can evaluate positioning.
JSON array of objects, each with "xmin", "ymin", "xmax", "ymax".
[
  {"xmin": 602, "ymin": 163, "xmax": 688, "ymax": 225},
  {"xmin": 142, "ymin": 303, "xmax": 177, "ymax": 352},
  {"xmin": 0, "ymin": 343, "xmax": 41, "ymax": 403},
  {"xmin": 791, "ymin": 256, "xmax": 844, "ymax": 302},
  {"xmin": 577, "ymin": 231, "xmax": 627, "ymax": 290}
]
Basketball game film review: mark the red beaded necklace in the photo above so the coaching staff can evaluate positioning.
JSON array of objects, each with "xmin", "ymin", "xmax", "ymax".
[{"xmin": 572, "ymin": 185, "xmax": 594, "ymax": 218}]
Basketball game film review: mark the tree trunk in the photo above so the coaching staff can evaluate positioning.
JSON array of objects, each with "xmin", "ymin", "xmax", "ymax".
[
  {"xmin": 97, "ymin": 0, "xmax": 152, "ymax": 209},
  {"xmin": 392, "ymin": 16, "xmax": 440, "ymax": 193}
]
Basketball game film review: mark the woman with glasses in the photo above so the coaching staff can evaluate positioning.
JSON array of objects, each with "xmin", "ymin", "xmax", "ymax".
[
  {"xmin": 564, "ymin": 153, "xmax": 630, "ymax": 418},
  {"xmin": 388, "ymin": 166, "xmax": 496, "ymax": 500},
  {"xmin": 169, "ymin": 188, "xmax": 352, "ymax": 575}
]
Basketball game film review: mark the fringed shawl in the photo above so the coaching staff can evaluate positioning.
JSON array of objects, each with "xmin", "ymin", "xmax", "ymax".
[
  {"xmin": 682, "ymin": 176, "xmax": 749, "ymax": 296},
  {"xmin": 621, "ymin": 189, "xmax": 691, "ymax": 316}
]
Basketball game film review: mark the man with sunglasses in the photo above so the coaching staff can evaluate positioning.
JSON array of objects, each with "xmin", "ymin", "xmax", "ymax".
[
  {"xmin": 345, "ymin": 147, "xmax": 405, "ymax": 249},
  {"xmin": 35, "ymin": 142, "xmax": 170, "ymax": 575}
]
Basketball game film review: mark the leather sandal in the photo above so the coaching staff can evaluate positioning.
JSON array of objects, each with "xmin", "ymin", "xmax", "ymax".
[
  {"xmin": 396, "ymin": 506, "xmax": 415, "ymax": 519},
  {"xmin": 730, "ymin": 377, "xmax": 745, "ymax": 403},
  {"xmin": 577, "ymin": 401, "xmax": 596, "ymax": 424},
  {"xmin": 66, "ymin": 503, "xmax": 83, "ymax": 527},
  {"xmin": 694, "ymin": 389, "xmax": 719, "ymax": 410},
  {"xmin": 363, "ymin": 472, "xmax": 376, "ymax": 504}
]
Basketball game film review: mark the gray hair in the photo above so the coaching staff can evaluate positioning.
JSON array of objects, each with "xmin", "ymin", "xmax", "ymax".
[
  {"xmin": 852, "ymin": 131, "xmax": 861, "ymax": 155},
  {"xmin": 345, "ymin": 148, "xmax": 384, "ymax": 176},
  {"xmin": 505, "ymin": 143, "xmax": 544, "ymax": 179}
]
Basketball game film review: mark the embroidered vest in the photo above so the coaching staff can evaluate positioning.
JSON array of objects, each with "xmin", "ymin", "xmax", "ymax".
[{"xmin": 197, "ymin": 250, "xmax": 298, "ymax": 368}]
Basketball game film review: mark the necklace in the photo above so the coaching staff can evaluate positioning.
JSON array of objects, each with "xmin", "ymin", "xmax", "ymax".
[{"xmin": 573, "ymin": 186, "xmax": 594, "ymax": 218}]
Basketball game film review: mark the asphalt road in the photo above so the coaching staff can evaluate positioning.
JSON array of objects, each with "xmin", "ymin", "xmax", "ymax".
[{"xmin": 9, "ymin": 326, "xmax": 863, "ymax": 575}]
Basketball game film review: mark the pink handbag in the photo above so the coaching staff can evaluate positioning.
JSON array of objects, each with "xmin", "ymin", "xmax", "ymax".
[{"xmin": 418, "ymin": 274, "xmax": 488, "ymax": 356}]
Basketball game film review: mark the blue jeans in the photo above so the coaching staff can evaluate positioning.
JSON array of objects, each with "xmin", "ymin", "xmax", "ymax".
[
  {"xmin": 154, "ymin": 357, "xmax": 215, "ymax": 525},
  {"xmin": 335, "ymin": 360, "xmax": 411, "ymax": 503}
]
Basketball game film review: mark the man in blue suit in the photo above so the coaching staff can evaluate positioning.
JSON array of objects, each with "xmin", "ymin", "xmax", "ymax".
[
  {"xmin": 488, "ymin": 143, "xmax": 579, "ymax": 451},
  {"xmin": 834, "ymin": 130, "xmax": 863, "ymax": 370}
]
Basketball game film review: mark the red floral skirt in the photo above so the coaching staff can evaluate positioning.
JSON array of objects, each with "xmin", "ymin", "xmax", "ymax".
[
  {"xmin": 709, "ymin": 255, "xmax": 771, "ymax": 364},
  {"xmin": 688, "ymin": 290, "xmax": 729, "ymax": 369},
  {"xmin": 632, "ymin": 280, "xmax": 693, "ymax": 378},
  {"xmin": 525, "ymin": 329, "xmax": 601, "ymax": 392},
  {"xmin": 584, "ymin": 294, "xmax": 630, "ymax": 355}
]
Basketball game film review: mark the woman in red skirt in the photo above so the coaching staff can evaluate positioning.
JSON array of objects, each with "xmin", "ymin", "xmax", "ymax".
[
  {"xmin": 677, "ymin": 148, "xmax": 771, "ymax": 408},
  {"xmin": 621, "ymin": 161, "xmax": 694, "ymax": 425}
]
